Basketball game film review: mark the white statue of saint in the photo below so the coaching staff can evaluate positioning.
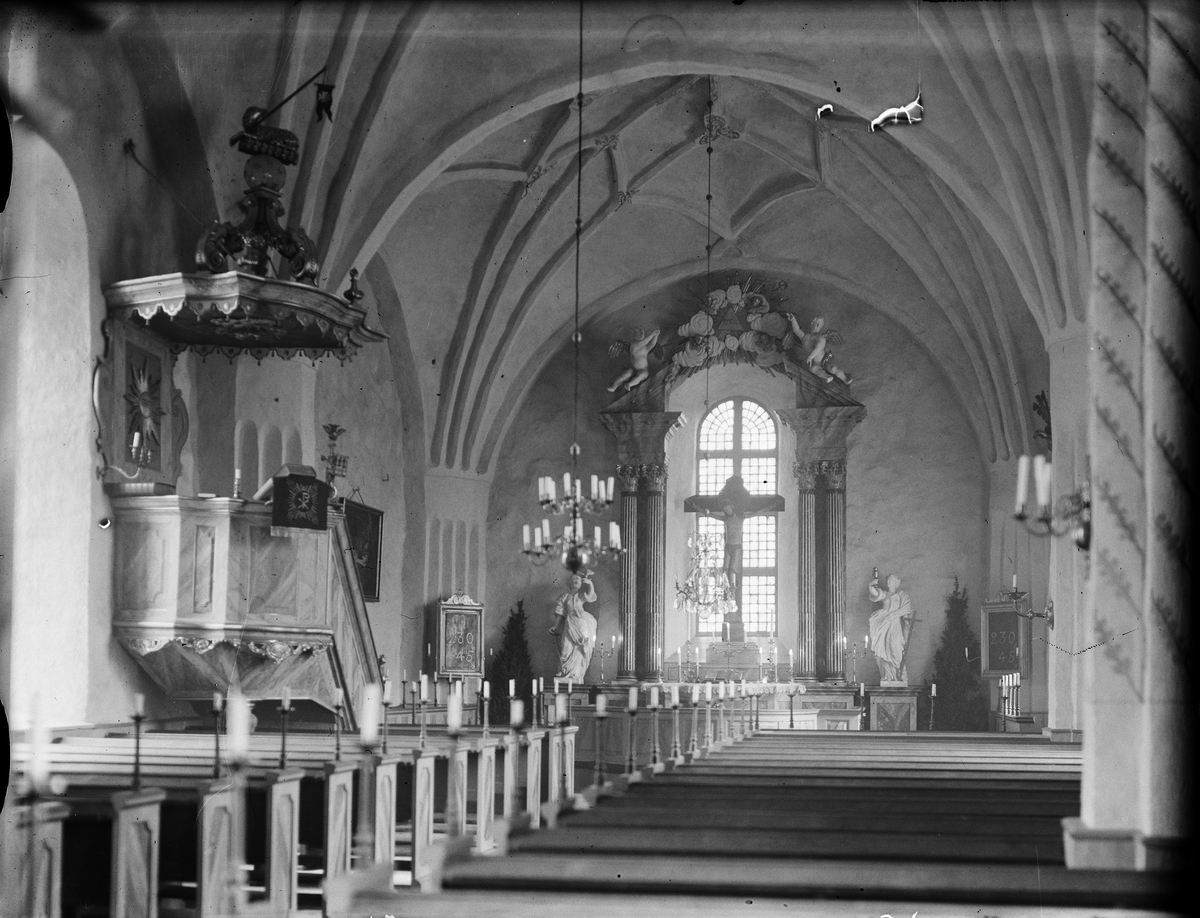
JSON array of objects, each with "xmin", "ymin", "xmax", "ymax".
[
  {"xmin": 550, "ymin": 570, "xmax": 598, "ymax": 682},
  {"xmin": 869, "ymin": 572, "xmax": 915, "ymax": 684}
]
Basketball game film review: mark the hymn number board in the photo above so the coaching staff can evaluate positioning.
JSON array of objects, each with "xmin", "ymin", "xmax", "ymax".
[
  {"xmin": 981, "ymin": 599, "xmax": 1032, "ymax": 678},
  {"xmin": 437, "ymin": 593, "xmax": 484, "ymax": 678}
]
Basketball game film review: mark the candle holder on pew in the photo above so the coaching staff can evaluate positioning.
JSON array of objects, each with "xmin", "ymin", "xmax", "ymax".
[
  {"xmin": 352, "ymin": 685, "xmax": 382, "ymax": 870},
  {"xmin": 688, "ymin": 690, "xmax": 700, "ymax": 757},
  {"xmin": 649, "ymin": 689, "xmax": 662, "ymax": 767},
  {"xmin": 446, "ymin": 702, "xmax": 462, "ymax": 838},
  {"xmin": 625, "ymin": 692, "xmax": 639, "ymax": 776},
  {"xmin": 716, "ymin": 688, "xmax": 727, "ymax": 742},
  {"xmin": 554, "ymin": 694, "xmax": 570, "ymax": 807},
  {"xmin": 333, "ymin": 692, "xmax": 344, "ymax": 762},
  {"xmin": 670, "ymin": 689, "xmax": 682, "ymax": 760},
  {"xmin": 380, "ymin": 682, "xmax": 391, "ymax": 755},
  {"xmin": 212, "ymin": 693, "xmax": 224, "ymax": 778},
  {"xmin": 482, "ymin": 684, "xmax": 492, "ymax": 739},
  {"xmin": 418, "ymin": 695, "xmax": 428, "ymax": 750},
  {"xmin": 703, "ymin": 688, "xmax": 714, "ymax": 749},
  {"xmin": 278, "ymin": 691, "xmax": 291, "ymax": 769},
  {"xmin": 508, "ymin": 699, "xmax": 527, "ymax": 825},
  {"xmin": 132, "ymin": 695, "xmax": 145, "ymax": 791},
  {"xmin": 593, "ymin": 696, "xmax": 608, "ymax": 787}
]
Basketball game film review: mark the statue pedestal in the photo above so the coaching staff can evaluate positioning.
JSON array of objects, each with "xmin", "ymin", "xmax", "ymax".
[{"xmin": 868, "ymin": 685, "xmax": 919, "ymax": 731}]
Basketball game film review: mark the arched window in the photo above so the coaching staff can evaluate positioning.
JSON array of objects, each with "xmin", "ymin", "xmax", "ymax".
[{"xmin": 697, "ymin": 398, "xmax": 778, "ymax": 636}]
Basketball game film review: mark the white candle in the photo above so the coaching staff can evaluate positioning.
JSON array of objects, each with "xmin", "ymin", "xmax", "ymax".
[
  {"xmin": 607, "ymin": 476, "xmax": 615, "ymax": 500},
  {"xmin": 554, "ymin": 677, "xmax": 561, "ymax": 693},
  {"xmin": 420, "ymin": 674, "xmax": 429, "ymax": 702},
  {"xmin": 540, "ymin": 678, "xmax": 545, "ymax": 694},
  {"xmin": 706, "ymin": 683, "xmax": 713, "ymax": 701},
  {"xmin": 532, "ymin": 678, "xmax": 538, "ymax": 699},
  {"xmin": 333, "ymin": 687, "xmax": 343, "ymax": 708},
  {"xmin": 1015, "ymin": 455, "xmax": 1030, "ymax": 514},
  {"xmin": 542, "ymin": 519, "xmax": 551, "ymax": 542},
  {"xmin": 864, "ymin": 635, "xmax": 869, "ymax": 649},
  {"xmin": 227, "ymin": 690, "xmax": 251, "ymax": 762},
  {"xmin": 598, "ymin": 480, "xmax": 607, "ymax": 502},
  {"xmin": 671, "ymin": 685, "xmax": 679, "ymax": 707},
  {"xmin": 483, "ymin": 681, "xmax": 491, "ymax": 700},
  {"xmin": 523, "ymin": 525, "xmax": 531, "ymax": 551},
  {"xmin": 213, "ymin": 691, "xmax": 224, "ymax": 712},
  {"xmin": 282, "ymin": 687, "xmax": 291, "ymax": 711},
  {"xmin": 538, "ymin": 477, "xmax": 546, "ymax": 502},
  {"xmin": 508, "ymin": 679, "xmax": 516, "ymax": 697},
  {"xmin": 789, "ymin": 648, "xmax": 794, "ymax": 668},
  {"xmin": 650, "ymin": 686, "xmax": 659, "ymax": 708},
  {"xmin": 1034, "ymin": 455, "xmax": 1050, "ymax": 508},
  {"xmin": 447, "ymin": 692, "xmax": 463, "ymax": 733},
  {"xmin": 608, "ymin": 522, "xmax": 619, "ymax": 549},
  {"xmin": 555, "ymin": 693, "xmax": 568, "ymax": 724},
  {"xmin": 723, "ymin": 622, "xmax": 730, "ymax": 641},
  {"xmin": 510, "ymin": 698, "xmax": 524, "ymax": 727},
  {"xmin": 132, "ymin": 430, "xmax": 141, "ymax": 449},
  {"xmin": 548, "ymin": 478, "xmax": 556, "ymax": 502},
  {"xmin": 859, "ymin": 682, "xmax": 865, "ymax": 697},
  {"xmin": 931, "ymin": 683, "xmax": 937, "ymax": 697},
  {"xmin": 627, "ymin": 687, "xmax": 638, "ymax": 712},
  {"xmin": 591, "ymin": 475, "xmax": 598, "ymax": 499},
  {"xmin": 563, "ymin": 472, "xmax": 572, "ymax": 496},
  {"xmin": 568, "ymin": 680, "xmax": 573, "ymax": 694},
  {"xmin": 134, "ymin": 692, "xmax": 145, "ymax": 717},
  {"xmin": 596, "ymin": 694, "xmax": 607, "ymax": 716}
]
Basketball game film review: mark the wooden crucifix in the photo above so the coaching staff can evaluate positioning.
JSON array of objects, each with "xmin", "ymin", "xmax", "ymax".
[{"xmin": 684, "ymin": 475, "xmax": 785, "ymax": 642}]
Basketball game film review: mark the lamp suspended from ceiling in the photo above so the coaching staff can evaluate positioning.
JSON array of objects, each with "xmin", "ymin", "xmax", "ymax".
[
  {"xmin": 521, "ymin": 1, "xmax": 624, "ymax": 574},
  {"xmin": 675, "ymin": 75, "xmax": 738, "ymax": 619}
]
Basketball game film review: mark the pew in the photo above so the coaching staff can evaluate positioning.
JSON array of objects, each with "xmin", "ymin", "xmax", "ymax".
[{"xmin": 0, "ymin": 796, "xmax": 70, "ymax": 918}]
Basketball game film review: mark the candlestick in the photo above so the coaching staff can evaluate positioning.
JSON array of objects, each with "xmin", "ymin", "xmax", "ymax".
[
  {"xmin": 359, "ymin": 683, "xmax": 382, "ymax": 748},
  {"xmin": 226, "ymin": 689, "xmax": 251, "ymax": 765},
  {"xmin": 593, "ymin": 694, "xmax": 608, "ymax": 786},
  {"xmin": 211, "ymin": 692, "xmax": 223, "ymax": 778},
  {"xmin": 510, "ymin": 698, "xmax": 525, "ymax": 727}
]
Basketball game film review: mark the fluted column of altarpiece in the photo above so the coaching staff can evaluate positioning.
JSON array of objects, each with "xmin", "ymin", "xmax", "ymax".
[{"xmin": 794, "ymin": 461, "xmax": 819, "ymax": 679}]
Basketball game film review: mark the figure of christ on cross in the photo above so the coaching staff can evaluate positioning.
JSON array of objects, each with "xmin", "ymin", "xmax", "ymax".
[{"xmin": 684, "ymin": 475, "xmax": 785, "ymax": 642}]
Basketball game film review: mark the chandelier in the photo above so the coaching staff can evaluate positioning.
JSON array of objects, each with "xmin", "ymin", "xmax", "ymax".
[
  {"xmin": 675, "ymin": 531, "xmax": 737, "ymax": 619},
  {"xmin": 521, "ymin": 1, "xmax": 623, "ymax": 574}
]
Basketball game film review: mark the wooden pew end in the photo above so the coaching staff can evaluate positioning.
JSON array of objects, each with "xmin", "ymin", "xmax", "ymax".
[{"xmin": 322, "ymin": 862, "xmax": 394, "ymax": 916}]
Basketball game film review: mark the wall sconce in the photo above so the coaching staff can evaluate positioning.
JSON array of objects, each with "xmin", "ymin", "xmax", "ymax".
[
  {"xmin": 1013, "ymin": 454, "xmax": 1090, "ymax": 551},
  {"xmin": 96, "ymin": 429, "xmax": 155, "ymax": 481},
  {"xmin": 1016, "ymin": 598, "xmax": 1055, "ymax": 629}
]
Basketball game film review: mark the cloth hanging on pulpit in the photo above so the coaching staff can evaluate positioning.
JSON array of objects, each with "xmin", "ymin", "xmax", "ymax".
[{"xmin": 270, "ymin": 467, "xmax": 330, "ymax": 532}]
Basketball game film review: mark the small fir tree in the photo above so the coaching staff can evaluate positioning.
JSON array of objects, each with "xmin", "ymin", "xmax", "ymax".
[
  {"xmin": 486, "ymin": 600, "xmax": 534, "ymax": 726},
  {"xmin": 928, "ymin": 577, "xmax": 990, "ymax": 731}
]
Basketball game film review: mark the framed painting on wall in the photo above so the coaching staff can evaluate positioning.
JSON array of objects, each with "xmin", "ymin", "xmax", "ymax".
[
  {"xmin": 437, "ymin": 593, "xmax": 484, "ymax": 678},
  {"xmin": 343, "ymin": 499, "xmax": 384, "ymax": 602}
]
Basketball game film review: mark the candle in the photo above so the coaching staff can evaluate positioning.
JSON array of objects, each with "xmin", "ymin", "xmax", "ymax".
[
  {"xmin": 510, "ymin": 698, "xmax": 524, "ymax": 727},
  {"xmin": 1033, "ymin": 455, "xmax": 1050, "ymax": 508},
  {"xmin": 538, "ymin": 477, "xmax": 546, "ymax": 502},
  {"xmin": 591, "ymin": 474, "xmax": 598, "ymax": 499},
  {"xmin": 381, "ymin": 679, "xmax": 390, "ymax": 705},
  {"xmin": 447, "ymin": 692, "xmax": 463, "ymax": 733},
  {"xmin": 706, "ymin": 683, "xmax": 713, "ymax": 701},
  {"xmin": 1015, "ymin": 454, "xmax": 1030, "ymax": 514},
  {"xmin": 213, "ymin": 691, "xmax": 224, "ymax": 713},
  {"xmin": 607, "ymin": 476, "xmax": 615, "ymax": 500},
  {"xmin": 508, "ymin": 679, "xmax": 516, "ymax": 697},
  {"xmin": 555, "ymin": 693, "xmax": 568, "ymax": 724},
  {"xmin": 608, "ymin": 522, "xmax": 619, "ymax": 549},
  {"xmin": 931, "ymin": 683, "xmax": 937, "ymax": 697},
  {"xmin": 594, "ymin": 525, "xmax": 602, "ymax": 547},
  {"xmin": 789, "ymin": 648, "xmax": 794, "ymax": 668},
  {"xmin": 227, "ymin": 689, "xmax": 251, "ymax": 762},
  {"xmin": 523, "ymin": 525, "xmax": 531, "ymax": 551},
  {"xmin": 1012, "ymin": 573, "xmax": 1017, "ymax": 589},
  {"xmin": 483, "ymin": 681, "xmax": 491, "ymax": 700},
  {"xmin": 548, "ymin": 478, "xmax": 556, "ymax": 502},
  {"xmin": 542, "ymin": 519, "xmax": 551, "ymax": 542},
  {"xmin": 532, "ymin": 678, "xmax": 538, "ymax": 700},
  {"xmin": 132, "ymin": 430, "xmax": 141, "ymax": 449},
  {"xmin": 864, "ymin": 634, "xmax": 869, "ymax": 649},
  {"xmin": 427, "ymin": 643, "xmax": 431, "ymax": 657},
  {"xmin": 691, "ymin": 684, "xmax": 700, "ymax": 704},
  {"xmin": 420, "ymin": 674, "xmax": 429, "ymax": 702},
  {"xmin": 568, "ymin": 680, "xmax": 573, "ymax": 694},
  {"xmin": 540, "ymin": 678, "xmax": 545, "ymax": 694},
  {"xmin": 859, "ymin": 682, "xmax": 865, "ymax": 697},
  {"xmin": 723, "ymin": 622, "xmax": 730, "ymax": 642},
  {"xmin": 333, "ymin": 687, "xmax": 343, "ymax": 708},
  {"xmin": 134, "ymin": 692, "xmax": 145, "ymax": 717},
  {"xmin": 554, "ymin": 678, "xmax": 561, "ymax": 693},
  {"xmin": 671, "ymin": 685, "xmax": 679, "ymax": 707},
  {"xmin": 596, "ymin": 694, "xmax": 607, "ymax": 716},
  {"xmin": 563, "ymin": 472, "xmax": 572, "ymax": 496},
  {"xmin": 650, "ymin": 686, "xmax": 659, "ymax": 708},
  {"xmin": 282, "ymin": 687, "xmax": 291, "ymax": 711},
  {"xmin": 627, "ymin": 687, "xmax": 638, "ymax": 712}
]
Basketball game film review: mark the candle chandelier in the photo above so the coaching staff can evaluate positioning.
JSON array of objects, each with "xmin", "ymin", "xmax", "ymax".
[
  {"xmin": 675, "ymin": 531, "xmax": 737, "ymax": 620},
  {"xmin": 522, "ymin": 1, "xmax": 624, "ymax": 573}
]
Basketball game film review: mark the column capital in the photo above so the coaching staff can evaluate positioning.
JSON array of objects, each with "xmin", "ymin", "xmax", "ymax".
[
  {"xmin": 818, "ymin": 459, "xmax": 846, "ymax": 490},
  {"xmin": 793, "ymin": 460, "xmax": 821, "ymax": 490}
]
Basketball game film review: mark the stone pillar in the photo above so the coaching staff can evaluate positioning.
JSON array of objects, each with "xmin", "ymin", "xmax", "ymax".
[
  {"xmin": 601, "ymin": 411, "xmax": 685, "ymax": 683},
  {"xmin": 793, "ymin": 460, "xmax": 819, "ymax": 679},
  {"xmin": 820, "ymin": 460, "xmax": 847, "ymax": 680},
  {"xmin": 638, "ymin": 463, "xmax": 668, "ymax": 679},
  {"xmin": 616, "ymin": 465, "xmax": 640, "ymax": 680}
]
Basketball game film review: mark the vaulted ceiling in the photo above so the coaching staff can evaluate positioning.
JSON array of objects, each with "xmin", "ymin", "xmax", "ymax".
[{"xmin": 22, "ymin": 0, "xmax": 1096, "ymax": 473}]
